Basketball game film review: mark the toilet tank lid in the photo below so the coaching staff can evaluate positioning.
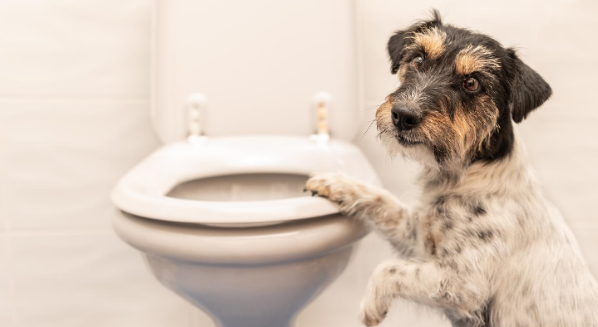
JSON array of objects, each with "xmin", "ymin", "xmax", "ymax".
[{"xmin": 111, "ymin": 136, "xmax": 381, "ymax": 226}]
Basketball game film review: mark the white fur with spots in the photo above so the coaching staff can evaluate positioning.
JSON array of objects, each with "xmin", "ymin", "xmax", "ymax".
[{"xmin": 305, "ymin": 135, "xmax": 598, "ymax": 327}]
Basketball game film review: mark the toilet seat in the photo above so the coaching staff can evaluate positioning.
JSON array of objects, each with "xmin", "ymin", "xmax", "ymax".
[{"xmin": 111, "ymin": 136, "xmax": 380, "ymax": 226}]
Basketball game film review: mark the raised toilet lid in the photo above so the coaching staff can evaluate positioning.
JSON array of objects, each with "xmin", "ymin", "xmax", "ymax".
[{"xmin": 111, "ymin": 136, "xmax": 380, "ymax": 226}]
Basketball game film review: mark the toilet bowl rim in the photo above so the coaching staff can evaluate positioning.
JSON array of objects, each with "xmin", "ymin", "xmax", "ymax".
[{"xmin": 112, "ymin": 211, "xmax": 371, "ymax": 265}]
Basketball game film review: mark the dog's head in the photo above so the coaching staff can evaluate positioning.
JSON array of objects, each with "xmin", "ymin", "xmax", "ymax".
[{"xmin": 376, "ymin": 10, "xmax": 551, "ymax": 170}]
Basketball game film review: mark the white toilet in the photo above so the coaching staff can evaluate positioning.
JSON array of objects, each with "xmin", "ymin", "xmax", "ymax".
[
  {"xmin": 111, "ymin": 136, "xmax": 379, "ymax": 327},
  {"xmin": 111, "ymin": 1, "xmax": 377, "ymax": 326}
]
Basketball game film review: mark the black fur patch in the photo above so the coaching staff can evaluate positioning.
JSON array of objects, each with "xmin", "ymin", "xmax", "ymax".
[
  {"xmin": 482, "ymin": 297, "xmax": 495, "ymax": 327},
  {"xmin": 478, "ymin": 230, "xmax": 494, "ymax": 241},
  {"xmin": 472, "ymin": 205, "xmax": 487, "ymax": 216}
]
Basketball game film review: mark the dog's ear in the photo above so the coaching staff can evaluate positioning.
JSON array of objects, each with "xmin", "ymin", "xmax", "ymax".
[
  {"xmin": 507, "ymin": 48, "xmax": 552, "ymax": 123},
  {"xmin": 388, "ymin": 9, "xmax": 442, "ymax": 74}
]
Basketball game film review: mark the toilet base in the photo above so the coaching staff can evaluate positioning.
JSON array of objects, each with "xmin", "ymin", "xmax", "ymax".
[{"xmin": 144, "ymin": 245, "xmax": 355, "ymax": 327}]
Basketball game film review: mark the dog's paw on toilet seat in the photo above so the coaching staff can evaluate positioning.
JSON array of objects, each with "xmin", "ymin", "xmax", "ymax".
[{"xmin": 305, "ymin": 173, "xmax": 362, "ymax": 207}]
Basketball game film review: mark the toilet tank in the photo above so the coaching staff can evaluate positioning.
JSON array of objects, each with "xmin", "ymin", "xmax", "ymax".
[{"xmin": 152, "ymin": 0, "xmax": 361, "ymax": 143}]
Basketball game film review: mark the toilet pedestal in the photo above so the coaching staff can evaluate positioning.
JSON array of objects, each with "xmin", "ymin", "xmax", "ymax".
[{"xmin": 146, "ymin": 245, "xmax": 355, "ymax": 327}]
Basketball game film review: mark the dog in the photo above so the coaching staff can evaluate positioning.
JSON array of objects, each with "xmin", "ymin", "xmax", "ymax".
[{"xmin": 305, "ymin": 10, "xmax": 598, "ymax": 327}]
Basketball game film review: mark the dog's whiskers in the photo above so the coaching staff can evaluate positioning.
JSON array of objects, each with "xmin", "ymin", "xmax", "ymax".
[{"xmin": 360, "ymin": 119, "xmax": 378, "ymax": 140}]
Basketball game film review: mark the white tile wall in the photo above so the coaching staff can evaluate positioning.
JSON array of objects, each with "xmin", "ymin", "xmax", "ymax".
[
  {"xmin": 0, "ymin": 0, "xmax": 186, "ymax": 326},
  {"xmin": 0, "ymin": 123, "xmax": 7, "ymax": 232},
  {"xmin": 0, "ymin": 1, "xmax": 596, "ymax": 327},
  {"xmin": 10, "ymin": 233, "xmax": 190, "ymax": 327},
  {"xmin": 0, "ymin": 0, "xmax": 151, "ymax": 98},
  {"xmin": 0, "ymin": 236, "xmax": 15, "ymax": 327},
  {"xmin": 1, "ymin": 100, "xmax": 158, "ymax": 231}
]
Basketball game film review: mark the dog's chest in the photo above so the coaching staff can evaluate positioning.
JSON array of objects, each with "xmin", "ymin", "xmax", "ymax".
[{"xmin": 421, "ymin": 194, "xmax": 494, "ymax": 259}]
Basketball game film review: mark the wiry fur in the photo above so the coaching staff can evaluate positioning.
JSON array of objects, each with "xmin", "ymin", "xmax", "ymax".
[{"xmin": 305, "ymin": 10, "xmax": 598, "ymax": 327}]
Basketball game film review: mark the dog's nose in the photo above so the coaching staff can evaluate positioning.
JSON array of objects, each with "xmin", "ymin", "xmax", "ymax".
[{"xmin": 391, "ymin": 104, "xmax": 422, "ymax": 131}]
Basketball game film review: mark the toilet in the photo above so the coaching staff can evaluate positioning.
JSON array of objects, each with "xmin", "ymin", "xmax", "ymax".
[
  {"xmin": 111, "ymin": 1, "xmax": 377, "ymax": 326},
  {"xmin": 111, "ymin": 136, "xmax": 379, "ymax": 327}
]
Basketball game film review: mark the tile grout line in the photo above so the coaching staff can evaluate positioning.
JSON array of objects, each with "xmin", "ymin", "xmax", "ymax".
[
  {"xmin": 0, "ymin": 97, "xmax": 150, "ymax": 105},
  {"xmin": 0, "ymin": 110, "xmax": 18, "ymax": 325},
  {"xmin": 0, "ymin": 110, "xmax": 7, "ymax": 233},
  {"xmin": 1, "ymin": 185, "xmax": 6, "ymax": 232},
  {"xmin": 7, "ymin": 230, "xmax": 116, "ymax": 237},
  {"xmin": 5, "ymin": 236, "xmax": 18, "ymax": 326}
]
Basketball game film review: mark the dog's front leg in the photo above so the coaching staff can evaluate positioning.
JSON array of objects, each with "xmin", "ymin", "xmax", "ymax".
[
  {"xmin": 305, "ymin": 173, "xmax": 420, "ymax": 256},
  {"xmin": 359, "ymin": 259, "xmax": 487, "ymax": 326}
]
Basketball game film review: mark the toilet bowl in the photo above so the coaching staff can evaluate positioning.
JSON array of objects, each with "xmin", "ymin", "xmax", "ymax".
[{"xmin": 111, "ymin": 135, "xmax": 380, "ymax": 327}]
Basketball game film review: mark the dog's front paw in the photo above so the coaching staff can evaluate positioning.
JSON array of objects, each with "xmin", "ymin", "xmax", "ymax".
[{"xmin": 305, "ymin": 173, "xmax": 360, "ymax": 207}]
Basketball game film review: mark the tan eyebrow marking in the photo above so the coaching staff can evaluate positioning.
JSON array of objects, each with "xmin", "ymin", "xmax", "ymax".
[
  {"xmin": 409, "ymin": 27, "xmax": 447, "ymax": 60},
  {"xmin": 455, "ymin": 45, "xmax": 501, "ymax": 75}
]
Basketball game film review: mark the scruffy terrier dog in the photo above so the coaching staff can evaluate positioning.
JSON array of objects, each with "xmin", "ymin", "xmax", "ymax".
[{"xmin": 305, "ymin": 11, "xmax": 598, "ymax": 327}]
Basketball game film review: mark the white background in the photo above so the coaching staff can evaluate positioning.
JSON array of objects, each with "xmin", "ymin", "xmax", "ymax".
[{"xmin": 0, "ymin": 1, "xmax": 597, "ymax": 326}]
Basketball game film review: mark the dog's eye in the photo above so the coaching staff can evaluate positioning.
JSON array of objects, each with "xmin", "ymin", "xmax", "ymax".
[
  {"xmin": 463, "ymin": 77, "xmax": 480, "ymax": 93},
  {"xmin": 411, "ymin": 56, "xmax": 424, "ymax": 68}
]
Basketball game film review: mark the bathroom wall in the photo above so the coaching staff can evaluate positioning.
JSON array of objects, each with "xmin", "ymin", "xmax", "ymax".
[
  {"xmin": 0, "ymin": 1, "xmax": 189, "ymax": 326},
  {"xmin": 0, "ymin": 1, "xmax": 596, "ymax": 327}
]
